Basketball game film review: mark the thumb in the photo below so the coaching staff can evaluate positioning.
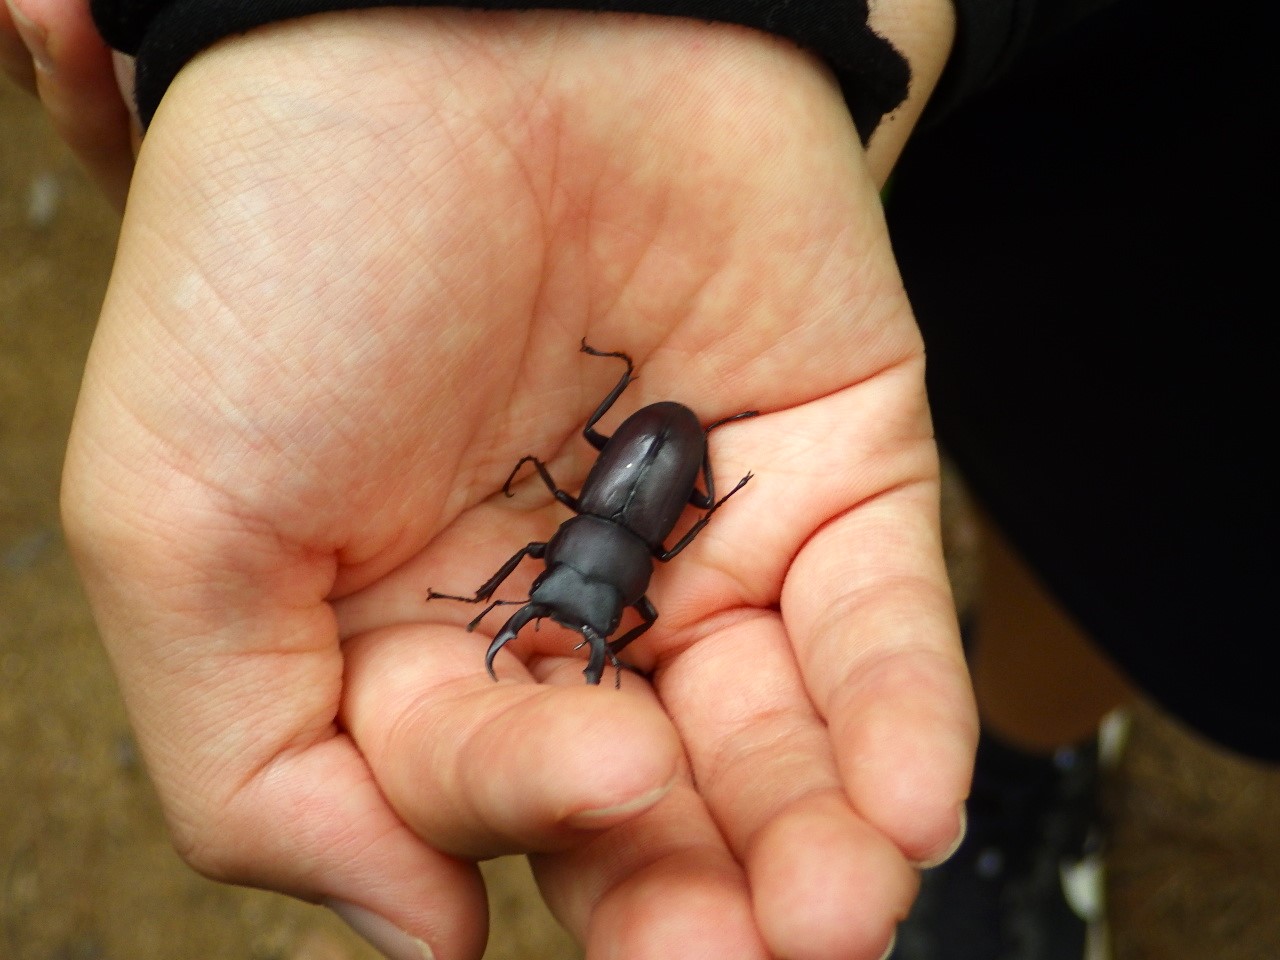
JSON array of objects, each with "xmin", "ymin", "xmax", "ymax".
[
  {"xmin": 61, "ymin": 479, "xmax": 487, "ymax": 959},
  {"xmin": 340, "ymin": 624, "xmax": 684, "ymax": 859}
]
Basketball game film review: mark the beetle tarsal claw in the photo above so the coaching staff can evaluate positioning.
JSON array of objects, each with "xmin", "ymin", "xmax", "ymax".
[
  {"xmin": 578, "ymin": 626, "xmax": 609, "ymax": 686},
  {"xmin": 607, "ymin": 650, "xmax": 626, "ymax": 690},
  {"xmin": 574, "ymin": 628, "xmax": 638, "ymax": 688}
]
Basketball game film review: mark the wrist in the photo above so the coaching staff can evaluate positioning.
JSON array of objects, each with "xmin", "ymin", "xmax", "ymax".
[
  {"xmin": 864, "ymin": 0, "xmax": 957, "ymax": 179},
  {"xmin": 97, "ymin": 0, "xmax": 952, "ymax": 164}
]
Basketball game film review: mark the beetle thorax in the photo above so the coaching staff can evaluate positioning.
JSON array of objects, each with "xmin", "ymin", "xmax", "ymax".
[{"xmin": 543, "ymin": 514, "xmax": 653, "ymax": 598}]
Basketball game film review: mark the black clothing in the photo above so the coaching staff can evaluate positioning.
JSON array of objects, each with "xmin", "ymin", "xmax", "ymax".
[
  {"xmin": 92, "ymin": 0, "xmax": 1114, "ymax": 133},
  {"xmin": 90, "ymin": 0, "xmax": 910, "ymax": 137},
  {"xmin": 888, "ymin": 0, "xmax": 1275, "ymax": 759}
]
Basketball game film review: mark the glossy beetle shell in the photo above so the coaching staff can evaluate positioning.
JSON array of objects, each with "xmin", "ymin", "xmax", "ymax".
[{"xmin": 576, "ymin": 401, "xmax": 706, "ymax": 548}]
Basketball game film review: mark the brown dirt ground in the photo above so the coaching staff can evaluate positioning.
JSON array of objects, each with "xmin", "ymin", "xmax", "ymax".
[{"xmin": 3, "ymin": 82, "xmax": 1278, "ymax": 960}]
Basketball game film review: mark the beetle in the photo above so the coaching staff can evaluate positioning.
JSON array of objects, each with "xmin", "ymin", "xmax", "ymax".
[{"xmin": 427, "ymin": 340, "xmax": 757, "ymax": 685}]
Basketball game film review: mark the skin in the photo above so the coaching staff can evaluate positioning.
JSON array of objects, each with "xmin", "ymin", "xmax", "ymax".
[
  {"xmin": 17, "ymin": 4, "xmax": 975, "ymax": 959},
  {"xmin": 2, "ymin": 0, "xmax": 135, "ymax": 206},
  {"xmin": 969, "ymin": 511, "xmax": 1134, "ymax": 754}
]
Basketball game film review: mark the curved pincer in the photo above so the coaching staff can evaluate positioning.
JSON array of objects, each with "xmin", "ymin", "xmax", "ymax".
[{"xmin": 484, "ymin": 603, "xmax": 549, "ymax": 681}]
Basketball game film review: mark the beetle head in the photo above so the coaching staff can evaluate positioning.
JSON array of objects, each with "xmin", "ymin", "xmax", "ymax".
[{"xmin": 529, "ymin": 564, "xmax": 622, "ymax": 638}]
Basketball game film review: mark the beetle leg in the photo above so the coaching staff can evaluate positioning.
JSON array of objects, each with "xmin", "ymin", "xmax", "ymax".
[
  {"xmin": 583, "ymin": 597, "xmax": 657, "ymax": 688},
  {"xmin": 705, "ymin": 410, "xmax": 760, "ymax": 432},
  {"xmin": 572, "ymin": 635, "xmax": 643, "ymax": 688},
  {"xmin": 656, "ymin": 473, "xmax": 752, "ymax": 561},
  {"xmin": 465, "ymin": 599, "xmax": 526, "ymax": 632},
  {"xmin": 426, "ymin": 541, "xmax": 546, "ymax": 604},
  {"xmin": 503, "ymin": 456, "xmax": 580, "ymax": 511},
  {"xmin": 578, "ymin": 625, "xmax": 609, "ymax": 685},
  {"xmin": 485, "ymin": 603, "xmax": 549, "ymax": 681},
  {"xmin": 689, "ymin": 410, "xmax": 760, "ymax": 508},
  {"xmin": 607, "ymin": 596, "xmax": 658, "ymax": 657},
  {"xmin": 580, "ymin": 340, "xmax": 636, "ymax": 451}
]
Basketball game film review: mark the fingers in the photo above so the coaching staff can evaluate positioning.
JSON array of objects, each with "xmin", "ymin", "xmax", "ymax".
[
  {"xmin": 340, "ymin": 624, "xmax": 684, "ymax": 858},
  {"xmin": 784, "ymin": 482, "xmax": 977, "ymax": 863},
  {"xmin": 338, "ymin": 621, "xmax": 784, "ymax": 960},
  {"xmin": 4, "ymin": 0, "xmax": 135, "ymax": 207},
  {"xmin": 533, "ymin": 783, "xmax": 772, "ymax": 960},
  {"xmin": 620, "ymin": 368, "xmax": 973, "ymax": 957},
  {"xmin": 340, "ymin": 622, "xmax": 781, "ymax": 960},
  {"xmin": 692, "ymin": 360, "xmax": 976, "ymax": 868},
  {"xmin": 658, "ymin": 613, "xmax": 919, "ymax": 960}
]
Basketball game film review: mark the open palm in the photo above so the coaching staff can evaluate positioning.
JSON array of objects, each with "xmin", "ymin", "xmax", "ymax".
[{"xmin": 63, "ymin": 11, "xmax": 974, "ymax": 960}]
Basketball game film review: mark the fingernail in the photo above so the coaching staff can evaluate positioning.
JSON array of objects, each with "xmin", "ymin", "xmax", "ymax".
[
  {"xmin": 562, "ymin": 773, "xmax": 676, "ymax": 828},
  {"xmin": 111, "ymin": 50, "xmax": 143, "ymax": 139},
  {"xmin": 5, "ymin": 0, "xmax": 52, "ymax": 74},
  {"xmin": 878, "ymin": 930, "xmax": 898, "ymax": 960},
  {"xmin": 914, "ymin": 804, "xmax": 967, "ymax": 869},
  {"xmin": 325, "ymin": 901, "xmax": 435, "ymax": 960}
]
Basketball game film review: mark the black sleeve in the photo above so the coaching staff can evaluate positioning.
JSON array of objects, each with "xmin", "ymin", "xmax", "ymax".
[
  {"xmin": 90, "ymin": 0, "xmax": 909, "ymax": 140},
  {"xmin": 925, "ymin": 0, "xmax": 1118, "ymax": 124},
  {"xmin": 92, "ymin": 0, "xmax": 1115, "ymax": 140}
]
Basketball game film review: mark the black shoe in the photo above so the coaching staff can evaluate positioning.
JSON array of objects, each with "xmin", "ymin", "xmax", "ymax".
[{"xmin": 890, "ymin": 724, "xmax": 1113, "ymax": 960}]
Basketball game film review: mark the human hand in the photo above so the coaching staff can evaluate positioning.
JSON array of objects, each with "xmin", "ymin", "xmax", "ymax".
[{"xmin": 62, "ymin": 9, "xmax": 972, "ymax": 959}]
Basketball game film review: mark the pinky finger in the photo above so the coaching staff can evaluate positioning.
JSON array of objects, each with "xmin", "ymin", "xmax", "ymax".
[
  {"xmin": 2, "ymin": 0, "xmax": 36, "ymax": 92},
  {"xmin": 7, "ymin": 0, "xmax": 135, "ymax": 208}
]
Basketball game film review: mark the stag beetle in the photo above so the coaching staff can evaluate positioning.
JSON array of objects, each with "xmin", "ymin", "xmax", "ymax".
[{"xmin": 427, "ymin": 341, "xmax": 756, "ymax": 685}]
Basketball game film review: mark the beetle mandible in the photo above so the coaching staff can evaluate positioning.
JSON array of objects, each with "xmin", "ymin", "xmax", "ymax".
[{"xmin": 427, "ymin": 340, "xmax": 757, "ymax": 685}]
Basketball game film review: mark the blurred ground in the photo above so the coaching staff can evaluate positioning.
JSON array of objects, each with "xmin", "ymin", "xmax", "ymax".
[{"xmin": 2, "ymin": 81, "xmax": 1278, "ymax": 960}]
